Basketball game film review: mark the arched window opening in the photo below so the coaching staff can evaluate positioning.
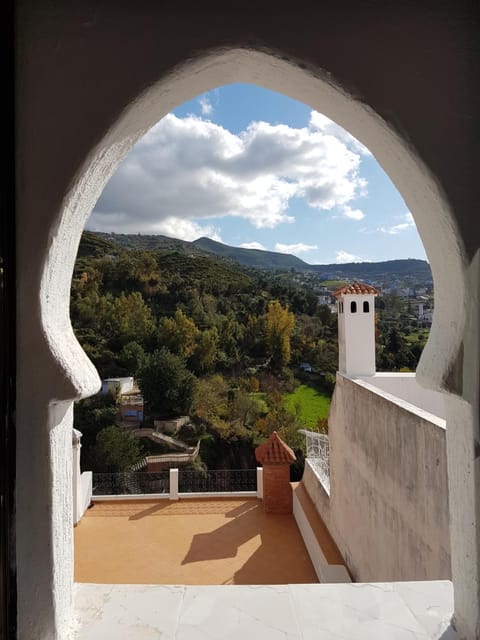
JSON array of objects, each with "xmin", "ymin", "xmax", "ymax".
[
  {"xmin": 20, "ymin": 37, "xmax": 470, "ymax": 640},
  {"xmin": 67, "ymin": 76, "xmax": 446, "ymax": 599}
]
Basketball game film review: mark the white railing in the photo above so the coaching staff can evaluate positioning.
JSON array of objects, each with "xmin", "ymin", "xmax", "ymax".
[
  {"xmin": 91, "ymin": 467, "xmax": 264, "ymax": 501},
  {"xmin": 300, "ymin": 429, "xmax": 330, "ymax": 492}
]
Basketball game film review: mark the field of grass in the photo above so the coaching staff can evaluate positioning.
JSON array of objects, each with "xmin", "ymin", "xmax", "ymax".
[
  {"xmin": 283, "ymin": 384, "xmax": 331, "ymax": 429},
  {"xmin": 319, "ymin": 279, "xmax": 348, "ymax": 289},
  {"xmin": 404, "ymin": 328, "xmax": 430, "ymax": 344}
]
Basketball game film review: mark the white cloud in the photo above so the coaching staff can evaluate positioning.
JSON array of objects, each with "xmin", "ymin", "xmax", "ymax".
[
  {"xmin": 275, "ymin": 242, "xmax": 318, "ymax": 254},
  {"xmin": 239, "ymin": 241, "xmax": 267, "ymax": 250},
  {"xmin": 309, "ymin": 111, "xmax": 372, "ymax": 157},
  {"xmin": 341, "ymin": 205, "xmax": 365, "ymax": 220},
  {"xmin": 198, "ymin": 95, "xmax": 213, "ymax": 116},
  {"xmin": 90, "ymin": 111, "xmax": 369, "ymax": 234},
  {"xmin": 88, "ymin": 213, "xmax": 222, "ymax": 243},
  {"xmin": 335, "ymin": 250, "xmax": 360, "ymax": 263},
  {"xmin": 378, "ymin": 211, "xmax": 415, "ymax": 235}
]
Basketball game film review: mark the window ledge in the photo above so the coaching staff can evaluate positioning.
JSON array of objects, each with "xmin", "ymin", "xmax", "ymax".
[{"xmin": 74, "ymin": 580, "xmax": 456, "ymax": 639}]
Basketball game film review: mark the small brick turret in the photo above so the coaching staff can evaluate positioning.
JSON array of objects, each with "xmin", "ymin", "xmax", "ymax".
[{"xmin": 255, "ymin": 431, "xmax": 296, "ymax": 514}]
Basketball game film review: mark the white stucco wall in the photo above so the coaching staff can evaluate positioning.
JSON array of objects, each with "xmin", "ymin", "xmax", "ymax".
[
  {"xmin": 338, "ymin": 293, "xmax": 377, "ymax": 376},
  {"xmin": 15, "ymin": 3, "xmax": 479, "ymax": 638},
  {"xmin": 102, "ymin": 377, "xmax": 134, "ymax": 395},
  {"xmin": 358, "ymin": 372, "xmax": 446, "ymax": 419},
  {"xmin": 72, "ymin": 431, "xmax": 92, "ymax": 526},
  {"xmin": 304, "ymin": 373, "xmax": 451, "ymax": 582}
]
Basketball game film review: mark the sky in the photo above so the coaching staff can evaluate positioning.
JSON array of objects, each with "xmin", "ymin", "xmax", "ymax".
[{"xmin": 87, "ymin": 83, "xmax": 427, "ymax": 265}]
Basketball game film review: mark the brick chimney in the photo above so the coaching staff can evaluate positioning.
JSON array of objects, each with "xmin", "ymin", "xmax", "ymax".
[{"xmin": 255, "ymin": 431, "xmax": 296, "ymax": 514}]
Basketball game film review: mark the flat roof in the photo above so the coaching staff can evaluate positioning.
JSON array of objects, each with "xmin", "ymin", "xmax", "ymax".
[{"xmin": 74, "ymin": 497, "xmax": 318, "ymax": 585}]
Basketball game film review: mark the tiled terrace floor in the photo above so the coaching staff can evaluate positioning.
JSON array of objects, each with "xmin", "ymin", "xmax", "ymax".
[{"xmin": 74, "ymin": 497, "xmax": 318, "ymax": 585}]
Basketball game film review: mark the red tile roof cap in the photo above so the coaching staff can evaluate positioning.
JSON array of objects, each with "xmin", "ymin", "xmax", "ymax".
[
  {"xmin": 255, "ymin": 431, "xmax": 296, "ymax": 465},
  {"xmin": 333, "ymin": 281, "xmax": 379, "ymax": 297}
]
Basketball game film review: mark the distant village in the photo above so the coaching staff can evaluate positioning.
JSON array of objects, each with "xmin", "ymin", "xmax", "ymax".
[{"xmin": 273, "ymin": 269, "xmax": 434, "ymax": 327}]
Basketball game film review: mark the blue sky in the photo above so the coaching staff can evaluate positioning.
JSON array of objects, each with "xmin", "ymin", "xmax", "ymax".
[{"xmin": 88, "ymin": 83, "xmax": 427, "ymax": 264}]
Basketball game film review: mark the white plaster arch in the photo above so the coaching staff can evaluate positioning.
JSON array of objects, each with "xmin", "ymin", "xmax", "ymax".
[
  {"xmin": 44, "ymin": 48, "xmax": 466, "ymax": 404},
  {"xmin": 28, "ymin": 47, "xmax": 474, "ymax": 639}
]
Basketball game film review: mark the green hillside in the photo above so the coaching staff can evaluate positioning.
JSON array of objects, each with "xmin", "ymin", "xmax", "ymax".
[
  {"xmin": 192, "ymin": 237, "xmax": 309, "ymax": 270},
  {"xmin": 77, "ymin": 231, "xmax": 123, "ymax": 259},
  {"xmin": 311, "ymin": 259, "xmax": 431, "ymax": 281},
  {"xmin": 82, "ymin": 231, "xmax": 432, "ymax": 284}
]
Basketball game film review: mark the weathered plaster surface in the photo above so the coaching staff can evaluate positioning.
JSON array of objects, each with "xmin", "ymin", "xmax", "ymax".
[
  {"xmin": 359, "ymin": 373, "xmax": 446, "ymax": 419},
  {"xmin": 337, "ymin": 293, "xmax": 377, "ymax": 376},
  {"xmin": 292, "ymin": 489, "xmax": 351, "ymax": 583},
  {"xmin": 74, "ymin": 581, "xmax": 456, "ymax": 640},
  {"xmin": 305, "ymin": 373, "xmax": 450, "ymax": 582},
  {"xmin": 16, "ymin": 2, "xmax": 479, "ymax": 638}
]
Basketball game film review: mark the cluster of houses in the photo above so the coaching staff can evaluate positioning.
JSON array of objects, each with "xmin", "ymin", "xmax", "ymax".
[
  {"xmin": 100, "ymin": 376, "xmax": 194, "ymax": 436},
  {"xmin": 316, "ymin": 282, "xmax": 434, "ymax": 326}
]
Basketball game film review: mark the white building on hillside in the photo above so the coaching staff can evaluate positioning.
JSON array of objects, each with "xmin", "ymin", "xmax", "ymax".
[
  {"xmin": 418, "ymin": 302, "xmax": 433, "ymax": 326},
  {"xmin": 101, "ymin": 376, "xmax": 134, "ymax": 396}
]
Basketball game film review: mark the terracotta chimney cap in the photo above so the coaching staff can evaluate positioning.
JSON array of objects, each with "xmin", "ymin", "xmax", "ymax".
[{"xmin": 255, "ymin": 431, "xmax": 296, "ymax": 465}]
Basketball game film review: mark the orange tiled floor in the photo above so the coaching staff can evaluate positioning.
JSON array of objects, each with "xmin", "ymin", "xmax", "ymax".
[{"xmin": 74, "ymin": 498, "xmax": 318, "ymax": 585}]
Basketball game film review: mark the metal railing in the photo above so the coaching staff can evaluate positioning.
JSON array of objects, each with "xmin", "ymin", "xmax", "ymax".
[
  {"xmin": 178, "ymin": 468, "xmax": 257, "ymax": 493},
  {"xmin": 299, "ymin": 429, "xmax": 330, "ymax": 491},
  {"xmin": 92, "ymin": 471, "xmax": 169, "ymax": 495}
]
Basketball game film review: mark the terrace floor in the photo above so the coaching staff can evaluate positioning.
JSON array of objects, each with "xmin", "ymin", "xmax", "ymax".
[{"xmin": 74, "ymin": 497, "xmax": 318, "ymax": 585}]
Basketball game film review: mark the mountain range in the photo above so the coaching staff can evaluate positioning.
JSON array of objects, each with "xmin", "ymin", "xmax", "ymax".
[{"xmin": 83, "ymin": 231, "xmax": 432, "ymax": 284}]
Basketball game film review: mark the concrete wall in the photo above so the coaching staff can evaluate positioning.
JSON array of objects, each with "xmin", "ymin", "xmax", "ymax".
[
  {"xmin": 77, "ymin": 472, "xmax": 92, "ymax": 523},
  {"xmin": 292, "ymin": 488, "xmax": 351, "ymax": 583},
  {"xmin": 72, "ymin": 431, "xmax": 92, "ymax": 525},
  {"xmin": 154, "ymin": 416, "xmax": 190, "ymax": 434},
  {"xmin": 359, "ymin": 373, "xmax": 446, "ymax": 419},
  {"xmin": 302, "ymin": 460, "xmax": 333, "ymax": 531},
  {"xmin": 102, "ymin": 377, "xmax": 134, "ymax": 395},
  {"xmin": 304, "ymin": 373, "xmax": 451, "ymax": 582}
]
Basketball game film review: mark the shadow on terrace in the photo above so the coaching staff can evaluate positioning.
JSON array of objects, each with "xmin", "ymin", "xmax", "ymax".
[{"xmin": 74, "ymin": 497, "xmax": 318, "ymax": 585}]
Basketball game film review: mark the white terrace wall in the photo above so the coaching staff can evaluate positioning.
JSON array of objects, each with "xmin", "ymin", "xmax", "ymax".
[
  {"xmin": 358, "ymin": 372, "xmax": 446, "ymax": 419},
  {"xmin": 303, "ymin": 372, "xmax": 450, "ymax": 582}
]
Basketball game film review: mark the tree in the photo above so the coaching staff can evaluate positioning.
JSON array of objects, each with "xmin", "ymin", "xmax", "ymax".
[
  {"xmin": 242, "ymin": 314, "xmax": 266, "ymax": 359},
  {"xmin": 313, "ymin": 339, "xmax": 338, "ymax": 376},
  {"xmin": 158, "ymin": 309, "xmax": 199, "ymax": 357},
  {"xmin": 189, "ymin": 326, "xmax": 219, "ymax": 374},
  {"xmin": 110, "ymin": 291, "xmax": 156, "ymax": 346},
  {"xmin": 118, "ymin": 341, "xmax": 146, "ymax": 375},
  {"xmin": 386, "ymin": 327, "xmax": 402, "ymax": 355},
  {"xmin": 74, "ymin": 391, "xmax": 119, "ymax": 451},
  {"xmin": 138, "ymin": 347, "xmax": 197, "ymax": 418},
  {"xmin": 230, "ymin": 389, "xmax": 266, "ymax": 427},
  {"xmin": 218, "ymin": 311, "xmax": 243, "ymax": 366},
  {"xmin": 264, "ymin": 300, "xmax": 295, "ymax": 370},
  {"xmin": 191, "ymin": 374, "xmax": 229, "ymax": 424},
  {"xmin": 255, "ymin": 392, "xmax": 292, "ymax": 436},
  {"xmin": 93, "ymin": 426, "xmax": 143, "ymax": 472},
  {"xmin": 134, "ymin": 251, "xmax": 164, "ymax": 297}
]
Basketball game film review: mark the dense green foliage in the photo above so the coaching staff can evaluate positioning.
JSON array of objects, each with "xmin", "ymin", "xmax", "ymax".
[
  {"xmin": 74, "ymin": 392, "xmax": 143, "ymax": 472},
  {"xmin": 93, "ymin": 231, "xmax": 432, "ymax": 281},
  {"xmin": 71, "ymin": 232, "xmax": 335, "ymax": 380},
  {"xmin": 93, "ymin": 426, "xmax": 143, "ymax": 473},
  {"xmin": 375, "ymin": 294, "xmax": 429, "ymax": 371},
  {"xmin": 138, "ymin": 348, "xmax": 197, "ymax": 418},
  {"xmin": 72, "ymin": 231, "xmax": 431, "ymax": 475}
]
